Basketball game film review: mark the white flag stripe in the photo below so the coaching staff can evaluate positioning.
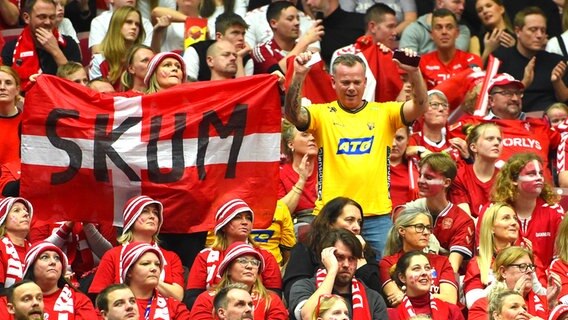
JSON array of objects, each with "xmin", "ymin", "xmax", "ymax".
[{"xmin": 21, "ymin": 133, "xmax": 281, "ymax": 169}]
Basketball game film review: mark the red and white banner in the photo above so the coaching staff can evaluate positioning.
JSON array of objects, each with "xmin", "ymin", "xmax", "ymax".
[{"xmin": 20, "ymin": 75, "xmax": 281, "ymax": 233}]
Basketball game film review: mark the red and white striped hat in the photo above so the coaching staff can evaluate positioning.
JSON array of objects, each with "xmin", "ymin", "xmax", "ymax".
[
  {"xmin": 122, "ymin": 195, "xmax": 163, "ymax": 235},
  {"xmin": 214, "ymin": 199, "xmax": 254, "ymax": 234},
  {"xmin": 217, "ymin": 241, "xmax": 265, "ymax": 277},
  {"xmin": 0, "ymin": 197, "xmax": 33, "ymax": 226},
  {"xmin": 23, "ymin": 241, "xmax": 68, "ymax": 277},
  {"xmin": 120, "ymin": 242, "xmax": 165, "ymax": 283},
  {"xmin": 143, "ymin": 52, "xmax": 187, "ymax": 86}
]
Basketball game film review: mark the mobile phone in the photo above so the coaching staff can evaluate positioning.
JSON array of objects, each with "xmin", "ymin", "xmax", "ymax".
[{"xmin": 393, "ymin": 49, "xmax": 421, "ymax": 67}]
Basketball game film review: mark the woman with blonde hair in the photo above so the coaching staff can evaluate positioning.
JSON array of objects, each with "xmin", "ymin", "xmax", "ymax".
[
  {"xmin": 144, "ymin": 51, "xmax": 187, "ymax": 94},
  {"xmin": 190, "ymin": 241, "xmax": 287, "ymax": 319},
  {"xmin": 311, "ymin": 294, "xmax": 349, "ymax": 320},
  {"xmin": 548, "ymin": 217, "xmax": 568, "ymax": 306},
  {"xmin": 89, "ymin": 6, "xmax": 146, "ymax": 90},
  {"xmin": 464, "ymin": 203, "xmax": 519, "ymax": 309},
  {"xmin": 89, "ymin": 195, "xmax": 185, "ymax": 301},
  {"xmin": 380, "ymin": 207, "xmax": 457, "ymax": 307},
  {"xmin": 0, "ymin": 66, "xmax": 22, "ymax": 166},
  {"xmin": 120, "ymin": 44, "xmax": 155, "ymax": 92},
  {"xmin": 469, "ymin": 246, "xmax": 558, "ymax": 320},
  {"xmin": 0, "ymin": 197, "xmax": 32, "ymax": 288},
  {"xmin": 450, "ymin": 122, "xmax": 502, "ymax": 218},
  {"xmin": 489, "ymin": 152, "xmax": 563, "ymax": 267},
  {"xmin": 185, "ymin": 198, "xmax": 281, "ymax": 309}
]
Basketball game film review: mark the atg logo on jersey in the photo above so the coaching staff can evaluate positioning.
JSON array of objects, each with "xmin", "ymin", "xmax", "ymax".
[{"xmin": 337, "ymin": 137, "xmax": 374, "ymax": 155}]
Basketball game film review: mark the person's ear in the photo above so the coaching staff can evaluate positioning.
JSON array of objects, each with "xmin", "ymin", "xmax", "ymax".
[
  {"xmin": 217, "ymin": 308, "xmax": 227, "ymax": 319},
  {"xmin": 7, "ymin": 303, "xmax": 15, "ymax": 315},
  {"xmin": 22, "ymin": 12, "xmax": 31, "ymax": 25}
]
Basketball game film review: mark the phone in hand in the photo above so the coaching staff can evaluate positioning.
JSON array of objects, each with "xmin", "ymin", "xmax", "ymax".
[{"xmin": 393, "ymin": 49, "xmax": 420, "ymax": 67}]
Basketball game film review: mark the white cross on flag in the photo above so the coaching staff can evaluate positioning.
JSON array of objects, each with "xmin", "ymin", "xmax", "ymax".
[{"xmin": 20, "ymin": 75, "xmax": 281, "ymax": 233}]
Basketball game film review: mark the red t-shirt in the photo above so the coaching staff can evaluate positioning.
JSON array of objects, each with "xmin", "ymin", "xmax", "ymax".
[
  {"xmin": 450, "ymin": 164, "xmax": 498, "ymax": 218},
  {"xmin": 419, "ymin": 50, "xmax": 482, "ymax": 89},
  {"xmin": 252, "ymin": 39, "xmax": 285, "ymax": 74},
  {"xmin": 433, "ymin": 202, "xmax": 475, "ymax": 259},
  {"xmin": 379, "ymin": 252, "xmax": 456, "ymax": 294},
  {"xmin": 468, "ymin": 293, "xmax": 547, "ymax": 320},
  {"xmin": 389, "ymin": 162, "xmax": 419, "ymax": 210},
  {"xmin": 450, "ymin": 115, "xmax": 561, "ymax": 182},
  {"xmin": 186, "ymin": 246, "xmax": 282, "ymax": 291},
  {"xmin": 190, "ymin": 290, "xmax": 288, "ymax": 320},
  {"xmin": 135, "ymin": 292, "xmax": 190, "ymax": 320},
  {"xmin": 43, "ymin": 286, "xmax": 98, "ymax": 320},
  {"xmin": 278, "ymin": 163, "xmax": 317, "ymax": 214},
  {"xmin": 89, "ymin": 245, "xmax": 185, "ymax": 294},
  {"xmin": 0, "ymin": 112, "xmax": 22, "ymax": 165}
]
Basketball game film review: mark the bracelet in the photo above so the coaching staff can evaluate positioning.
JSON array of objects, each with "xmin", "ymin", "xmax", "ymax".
[{"xmin": 292, "ymin": 185, "xmax": 303, "ymax": 194}]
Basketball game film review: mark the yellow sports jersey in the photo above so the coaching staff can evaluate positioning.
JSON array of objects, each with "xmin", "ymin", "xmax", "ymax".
[
  {"xmin": 250, "ymin": 200, "xmax": 296, "ymax": 264},
  {"xmin": 306, "ymin": 100, "xmax": 404, "ymax": 216}
]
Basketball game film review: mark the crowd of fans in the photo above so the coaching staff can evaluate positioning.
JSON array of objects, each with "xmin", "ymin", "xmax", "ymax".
[{"xmin": 2, "ymin": 0, "xmax": 568, "ymax": 319}]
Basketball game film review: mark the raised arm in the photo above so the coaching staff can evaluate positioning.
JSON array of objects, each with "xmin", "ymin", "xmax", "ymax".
[
  {"xmin": 284, "ymin": 51, "xmax": 313, "ymax": 129},
  {"xmin": 396, "ymin": 48, "xmax": 428, "ymax": 123}
]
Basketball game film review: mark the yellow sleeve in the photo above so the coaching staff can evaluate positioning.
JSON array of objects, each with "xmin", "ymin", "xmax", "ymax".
[{"xmin": 277, "ymin": 200, "xmax": 296, "ymax": 249}]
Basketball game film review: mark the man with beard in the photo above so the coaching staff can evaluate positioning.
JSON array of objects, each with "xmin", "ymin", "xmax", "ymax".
[
  {"xmin": 7, "ymin": 280, "xmax": 44, "ymax": 320},
  {"xmin": 288, "ymin": 229, "xmax": 387, "ymax": 320},
  {"xmin": 214, "ymin": 283, "xmax": 254, "ymax": 320},
  {"xmin": 95, "ymin": 284, "xmax": 139, "ymax": 320},
  {"xmin": 207, "ymin": 40, "xmax": 240, "ymax": 81}
]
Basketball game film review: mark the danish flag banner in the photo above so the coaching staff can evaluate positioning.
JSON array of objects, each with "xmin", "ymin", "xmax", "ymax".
[{"xmin": 20, "ymin": 75, "xmax": 281, "ymax": 233}]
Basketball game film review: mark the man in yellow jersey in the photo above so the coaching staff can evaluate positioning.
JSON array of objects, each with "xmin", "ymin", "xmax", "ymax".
[{"xmin": 284, "ymin": 51, "xmax": 428, "ymax": 259}]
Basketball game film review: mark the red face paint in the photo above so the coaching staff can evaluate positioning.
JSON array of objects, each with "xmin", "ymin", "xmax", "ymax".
[
  {"xmin": 517, "ymin": 160, "xmax": 544, "ymax": 195},
  {"xmin": 418, "ymin": 165, "xmax": 446, "ymax": 197}
]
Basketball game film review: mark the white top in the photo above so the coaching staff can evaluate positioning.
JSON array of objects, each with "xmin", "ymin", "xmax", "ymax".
[
  {"xmin": 58, "ymin": 18, "xmax": 79, "ymax": 44},
  {"xmin": 88, "ymin": 10, "xmax": 154, "ymax": 48},
  {"xmin": 546, "ymin": 30, "xmax": 568, "ymax": 57},
  {"xmin": 161, "ymin": 22, "xmax": 185, "ymax": 53},
  {"xmin": 88, "ymin": 53, "xmax": 105, "ymax": 79},
  {"xmin": 136, "ymin": 0, "xmax": 176, "ymax": 21},
  {"xmin": 244, "ymin": 4, "xmax": 320, "ymax": 50},
  {"xmin": 206, "ymin": 0, "xmax": 248, "ymax": 39}
]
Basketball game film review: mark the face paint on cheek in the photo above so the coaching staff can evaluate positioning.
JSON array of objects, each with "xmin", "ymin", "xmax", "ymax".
[
  {"xmin": 419, "ymin": 178, "xmax": 446, "ymax": 196},
  {"xmin": 407, "ymin": 274, "xmax": 420, "ymax": 286},
  {"xmin": 159, "ymin": 70, "xmax": 168, "ymax": 79},
  {"xmin": 517, "ymin": 160, "xmax": 544, "ymax": 194}
]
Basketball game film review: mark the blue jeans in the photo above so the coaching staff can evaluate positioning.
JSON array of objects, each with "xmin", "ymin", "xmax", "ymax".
[{"xmin": 362, "ymin": 214, "xmax": 393, "ymax": 261}]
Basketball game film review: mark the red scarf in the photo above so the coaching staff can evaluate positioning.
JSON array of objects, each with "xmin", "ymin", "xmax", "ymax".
[
  {"xmin": 527, "ymin": 291, "xmax": 548, "ymax": 319},
  {"xmin": 1, "ymin": 236, "xmax": 29, "ymax": 288},
  {"xmin": 397, "ymin": 295, "xmax": 451, "ymax": 320},
  {"xmin": 138, "ymin": 290, "xmax": 172, "ymax": 320},
  {"xmin": 44, "ymin": 284, "xmax": 75, "ymax": 320},
  {"xmin": 11, "ymin": 26, "xmax": 66, "ymax": 88},
  {"xmin": 315, "ymin": 268, "xmax": 371, "ymax": 320}
]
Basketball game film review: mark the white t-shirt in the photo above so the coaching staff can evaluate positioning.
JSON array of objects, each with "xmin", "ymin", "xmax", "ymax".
[
  {"xmin": 136, "ymin": 0, "xmax": 176, "ymax": 21},
  {"xmin": 58, "ymin": 18, "xmax": 79, "ymax": 44},
  {"xmin": 88, "ymin": 10, "xmax": 154, "ymax": 48},
  {"xmin": 161, "ymin": 22, "xmax": 185, "ymax": 53},
  {"xmin": 546, "ymin": 30, "xmax": 568, "ymax": 57},
  {"xmin": 244, "ymin": 4, "xmax": 320, "ymax": 49}
]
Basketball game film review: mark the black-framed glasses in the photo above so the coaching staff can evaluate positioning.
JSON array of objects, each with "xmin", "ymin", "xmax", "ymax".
[
  {"xmin": 492, "ymin": 90, "xmax": 524, "ymax": 98},
  {"xmin": 428, "ymin": 102, "xmax": 449, "ymax": 110},
  {"xmin": 235, "ymin": 257, "xmax": 261, "ymax": 268},
  {"xmin": 508, "ymin": 263, "xmax": 536, "ymax": 273},
  {"xmin": 404, "ymin": 223, "xmax": 433, "ymax": 234}
]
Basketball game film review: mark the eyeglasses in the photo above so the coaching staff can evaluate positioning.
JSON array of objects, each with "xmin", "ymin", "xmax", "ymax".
[
  {"xmin": 428, "ymin": 102, "xmax": 449, "ymax": 110},
  {"xmin": 492, "ymin": 90, "xmax": 524, "ymax": 98},
  {"xmin": 235, "ymin": 257, "xmax": 261, "ymax": 268},
  {"xmin": 404, "ymin": 223, "xmax": 433, "ymax": 234},
  {"xmin": 314, "ymin": 294, "xmax": 343, "ymax": 317},
  {"xmin": 508, "ymin": 263, "xmax": 536, "ymax": 273}
]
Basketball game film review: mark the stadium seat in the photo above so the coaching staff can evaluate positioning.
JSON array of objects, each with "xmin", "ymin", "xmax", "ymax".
[{"xmin": 77, "ymin": 31, "xmax": 91, "ymax": 67}]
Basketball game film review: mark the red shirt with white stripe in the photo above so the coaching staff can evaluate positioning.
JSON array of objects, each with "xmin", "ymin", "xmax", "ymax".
[
  {"xmin": 450, "ymin": 164, "xmax": 498, "ymax": 218},
  {"xmin": 252, "ymin": 39, "xmax": 286, "ymax": 74},
  {"xmin": 389, "ymin": 162, "xmax": 419, "ymax": 210},
  {"xmin": 549, "ymin": 258, "xmax": 568, "ymax": 305},
  {"xmin": 408, "ymin": 130, "xmax": 463, "ymax": 165},
  {"xmin": 419, "ymin": 50, "xmax": 482, "ymax": 89}
]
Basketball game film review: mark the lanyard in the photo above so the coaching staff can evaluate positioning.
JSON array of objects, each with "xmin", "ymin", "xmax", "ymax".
[{"xmin": 144, "ymin": 294, "xmax": 154, "ymax": 320}]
